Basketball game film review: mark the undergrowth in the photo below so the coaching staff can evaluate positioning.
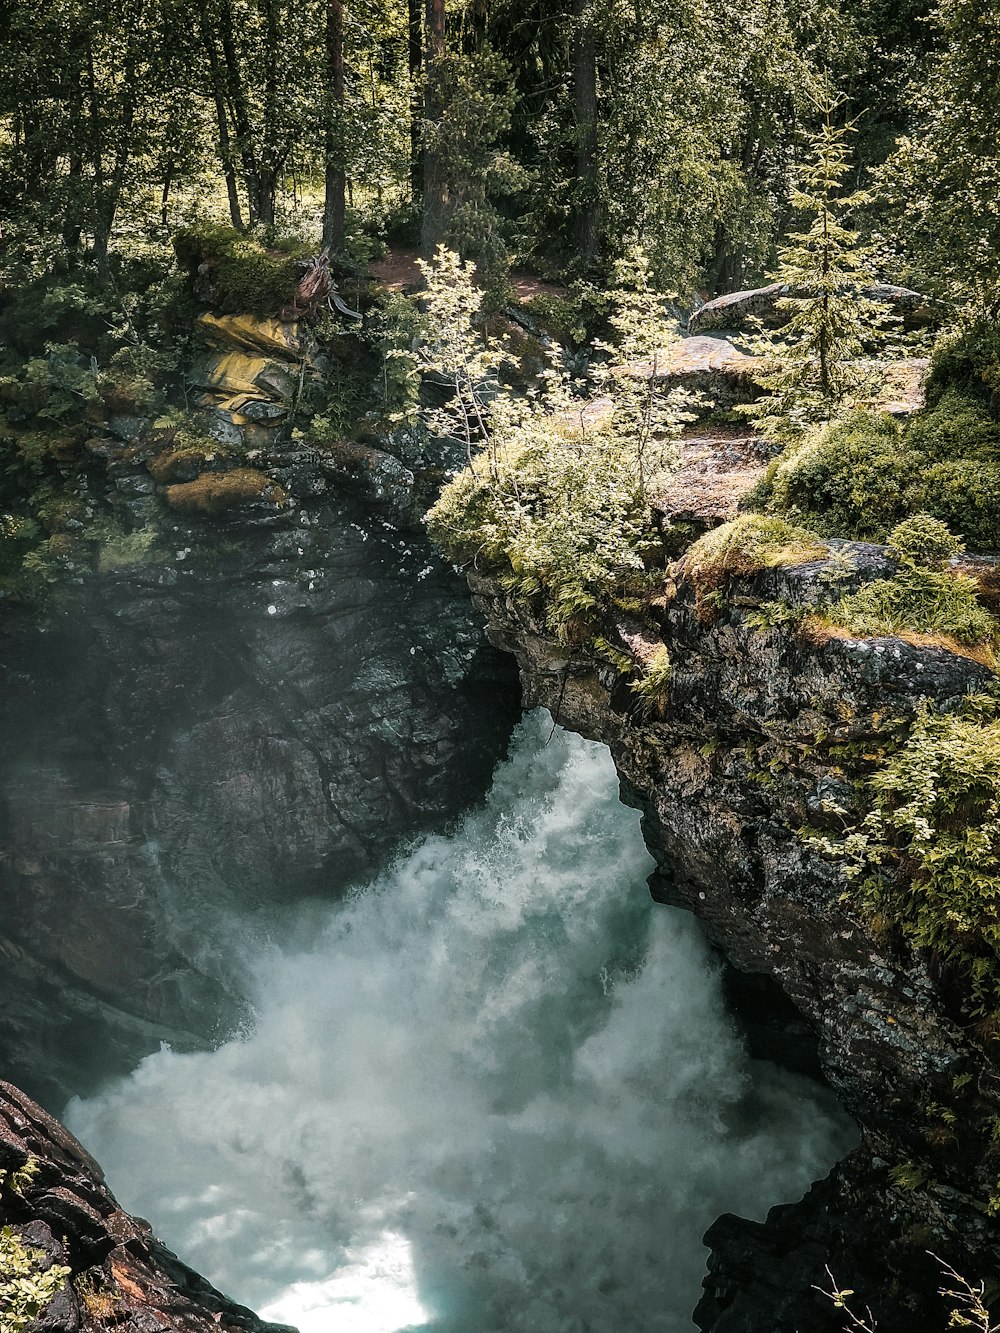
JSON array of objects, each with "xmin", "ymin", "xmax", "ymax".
[
  {"xmin": 816, "ymin": 694, "xmax": 1000, "ymax": 1018},
  {"xmin": 824, "ymin": 565, "xmax": 996, "ymax": 649},
  {"xmin": 426, "ymin": 416, "xmax": 674, "ymax": 639},
  {"xmin": 173, "ymin": 223, "xmax": 306, "ymax": 315},
  {"xmin": 750, "ymin": 322, "xmax": 1000, "ymax": 552}
]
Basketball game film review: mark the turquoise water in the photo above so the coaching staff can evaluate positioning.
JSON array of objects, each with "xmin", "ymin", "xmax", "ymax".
[{"xmin": 67, "ymin": 713, "xmax": 853, "ymax": 1332}]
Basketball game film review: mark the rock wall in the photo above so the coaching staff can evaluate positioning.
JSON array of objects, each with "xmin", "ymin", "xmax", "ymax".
[
  {"xmin": 467, "ymin": 549, "xmax": 1000, "ymax": 1331},
  {"xmin": 0, "ymin": 498, "xmax": 519, "ymax": 1108}
]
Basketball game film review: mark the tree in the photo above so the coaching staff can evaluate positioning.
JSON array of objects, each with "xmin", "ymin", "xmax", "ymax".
[
  {"xmin": 420, "ymin": 0, "xmax": 447, "ymax": 253},
  {"xmin": 878, "ymin": 0, "xmax": 1000, "ymax": 312},
  {"xmin": 571, "ymin": 0, "xmax": 599, "ymax": 268},
  {"xmin": 322, "ymin": 0, "xmax": 346, "ymax": 251},
  {"xmin": 745, "ymin": 87, "xmax": 883, "ymax": 440}
]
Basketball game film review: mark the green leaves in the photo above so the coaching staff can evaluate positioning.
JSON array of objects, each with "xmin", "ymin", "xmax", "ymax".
[{"xmin": 742, "ymin": 88, "xmax": 888, "ymax": 442}]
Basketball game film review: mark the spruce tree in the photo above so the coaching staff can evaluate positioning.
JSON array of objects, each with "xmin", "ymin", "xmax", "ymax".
[{"xmin": 747, "ymin": 88, "xmax": 882, "ymax": 441}]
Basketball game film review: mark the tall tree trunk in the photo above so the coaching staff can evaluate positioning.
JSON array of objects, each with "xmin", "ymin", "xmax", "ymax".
[
  {"xmin": 200, "ymin": 2, "xmax": 245, "ymax": 229},
  {"xmin": 420, "ymin": 0, "xmax": 447, "ymax": 255},
  {"xmin": 407, "ymin": 0, "xmax": 422, "ymax": 203},
  {"xmin": 322, "ymin": 0, "xmax": 346, "ymax": 251},
  {"xmin": 258, "ymin": 0, "xmax": 280, "ymax": 227},
  {"xmin": 572, "ymin": 0, "xmax": 599, "ymax": 269},
  {"xmin": 217, "ymin": 0, "xmax": 263, "ymax": 222}
]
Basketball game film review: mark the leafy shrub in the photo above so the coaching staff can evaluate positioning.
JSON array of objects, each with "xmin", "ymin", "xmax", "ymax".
[
  {"xmin": 97, "ymin": 344, "xmax": 174, "ymax": 414},
  {"xmin": 825, "ymin": 565, "xmax": 996, "ymax": 648},
  {"xmin": 683, "ymin": 513, "xmax": 826, "ymax": 591},
  {"xmin": 0, "ymin": 1228, "xmax": 70, "ymax": 1333},
  {"xmin": 886, "ymin": 514, "xmax": 963, "ymax": 567},
  {"xmin": 906, "ymin": 388, "xmax": 1000, "ymax": 461},
  {"xmin": 924, "ymin": 318, "xmax": 1000, "ymax": 409},
  {"xmin": 427, "ymin": 415, "xmax": 673, "ymax": 638},
  {"xmin": 847, "ymin": 701, "xmax": 1000, "ymax": 1015}
]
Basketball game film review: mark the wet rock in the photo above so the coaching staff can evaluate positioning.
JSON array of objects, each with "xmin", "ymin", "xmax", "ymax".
[
  {"xmin": 0, "ymin": 1081, "xmax": 289, "ymax": 1333},
  {"xmin": 0, "ymin": 498, "xmax": 519, "ymax": 1107}
]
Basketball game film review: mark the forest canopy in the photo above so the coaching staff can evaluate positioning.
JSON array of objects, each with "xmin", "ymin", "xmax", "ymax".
[{"xmin": 0, "ymin": 0, "xmax": 994, "ymax": 305}]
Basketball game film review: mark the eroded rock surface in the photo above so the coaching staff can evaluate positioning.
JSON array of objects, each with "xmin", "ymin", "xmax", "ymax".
[{"xmin": 0, "ymin": 499, "xmax": 519, "ymax": 1107}]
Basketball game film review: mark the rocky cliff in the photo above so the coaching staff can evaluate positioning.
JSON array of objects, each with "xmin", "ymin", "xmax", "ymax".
[
  {"xmin": 467, "ymin": 546, "xmax": 1000, "ymax": 1331},
  {"xmin": 0, "ymin": 1078, "xmax": 294, "ymax": 1333},
  {"xmin": 0, "ymin": 302, "xmax": 521, "ymax": 1108}
]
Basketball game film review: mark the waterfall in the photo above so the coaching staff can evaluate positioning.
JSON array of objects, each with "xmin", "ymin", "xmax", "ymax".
[{"xmin": 67, "ymin": 712, "xmax": 853, "ymax": 1333}]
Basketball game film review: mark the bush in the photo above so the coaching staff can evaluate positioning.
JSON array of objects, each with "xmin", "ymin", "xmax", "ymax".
[
  {"xmin": 924, "ymin": 318, "xmax": 1000, "ymax": 409},
  {"xmin": 849, "ymin": 701, "xmax": 1000, "ymax": 1015},
  {"xmin": 886, "ymin": 514, "xmax": 964, "ymax": 567},
  {"xmin": 426, "ymin": 416, "xmax": 673, "ymax": 639},
  {"xmin": 0, "ymin": 1227, "xmax": 70, "ymax": 1333},
  {"xmin": 760, "ymin": 393, "xmax": 1000, "ymax": 552}
]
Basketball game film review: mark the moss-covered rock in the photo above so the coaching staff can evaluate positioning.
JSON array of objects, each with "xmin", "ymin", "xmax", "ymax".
[
  {"xmin": 682, "ymin": 513, "xmax": 827, "ymax": 592},
  {"xmin": 173, "ymin": 224, "xmax": 306, "ymax": 316},
  {"xmin": 163, "ymin": 468, "xmax": 286, "ymax": 515},
  {"xmin": 148, "ymin": 442, "xmax": 234, "ymax": 484}
]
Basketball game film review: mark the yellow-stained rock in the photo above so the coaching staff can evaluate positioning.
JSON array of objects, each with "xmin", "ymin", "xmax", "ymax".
[{"xmin": 197, "ymin": 312, "xmax": 305, "ymax": 362}]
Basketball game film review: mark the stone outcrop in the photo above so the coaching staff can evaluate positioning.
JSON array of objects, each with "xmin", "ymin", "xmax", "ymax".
[
  {"xmin": 466, "ymin": 545, "xmax": 1000, "ymax": 1331},
  {"xmin": 0, "ymin": 1080, "xmax": 292, "ymax": 1333}
]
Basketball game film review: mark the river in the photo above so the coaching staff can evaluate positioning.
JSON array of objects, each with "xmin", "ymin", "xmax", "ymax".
[{"xmin": 67, "ymin": 711, "xmax": 854, "ymax": 1333}]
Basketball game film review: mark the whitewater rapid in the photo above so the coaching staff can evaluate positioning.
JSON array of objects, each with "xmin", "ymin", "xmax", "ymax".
[{"xmin": 67, "ymin": 713, "xmax": 853, "ymax": 1332}]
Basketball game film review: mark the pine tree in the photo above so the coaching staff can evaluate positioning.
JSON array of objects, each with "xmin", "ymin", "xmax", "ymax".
[{"xmin": 747, "ymin": 88, "xmax": 883, "ymax": 441}]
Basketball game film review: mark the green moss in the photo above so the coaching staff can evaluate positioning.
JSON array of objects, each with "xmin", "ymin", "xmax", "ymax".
[
  {"xmin": 148, "ymin": 441, "xmax": 232, "ymax": 483},
  {"xmin": 683, "ymin": 513, "xmax": 826, "ymax": 591},
  {"xmin": 757, "ymin": 328, "xmax": 1000, "ymax": 552},
  {"xmin": 173, "ymin": 224, "xmax": 305, "ymax": 315},
  {"xmin": 761, "ymin": 398, "xmax": 1000, "ymax": 551},
  {"xmin": 164, "ymin": 467, "xmax": 287, "ymax": 515}
]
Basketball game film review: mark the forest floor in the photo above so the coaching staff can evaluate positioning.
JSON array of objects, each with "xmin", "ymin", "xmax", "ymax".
[
  {"xmin": 656, "ymin": 424, "xmax": 774, "ymax": 526},
  {"xmin": 369, "ymin": 245, "xmax": 569, "ymax": 301}
]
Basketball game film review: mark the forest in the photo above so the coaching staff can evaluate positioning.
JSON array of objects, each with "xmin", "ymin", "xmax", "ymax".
[{"xmin": 0, "ymin": 0, "xmax": 992, "ymax": 298}]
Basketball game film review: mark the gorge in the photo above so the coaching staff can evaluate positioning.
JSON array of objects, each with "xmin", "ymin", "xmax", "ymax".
[{"xmin": 3, "ymin": 0, "xmax": 1000, "ymax": 1309}]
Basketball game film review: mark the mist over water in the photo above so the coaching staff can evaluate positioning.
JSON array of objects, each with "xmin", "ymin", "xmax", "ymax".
[{"xmin": 67, "ymin": 714, "xmax": 854, "ymax": 1333}]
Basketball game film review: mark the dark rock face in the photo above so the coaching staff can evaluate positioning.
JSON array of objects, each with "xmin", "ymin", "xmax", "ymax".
[
  {"xmin": 467, "ymin": 551, "xmax": 1000, "ymax": 1330},
  {"xmin": 0, "ymin": 498, "xmax": 520, "ymax": 1107},
  {"xmin": 0, "ymin": 1079, "xmax": 293, "ymax": 1333}
]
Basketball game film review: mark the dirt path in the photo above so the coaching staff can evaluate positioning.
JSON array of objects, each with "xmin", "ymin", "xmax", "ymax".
[{"xmin": 369, "ymin": 245, "xmax": 568, "ymax": 301}]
